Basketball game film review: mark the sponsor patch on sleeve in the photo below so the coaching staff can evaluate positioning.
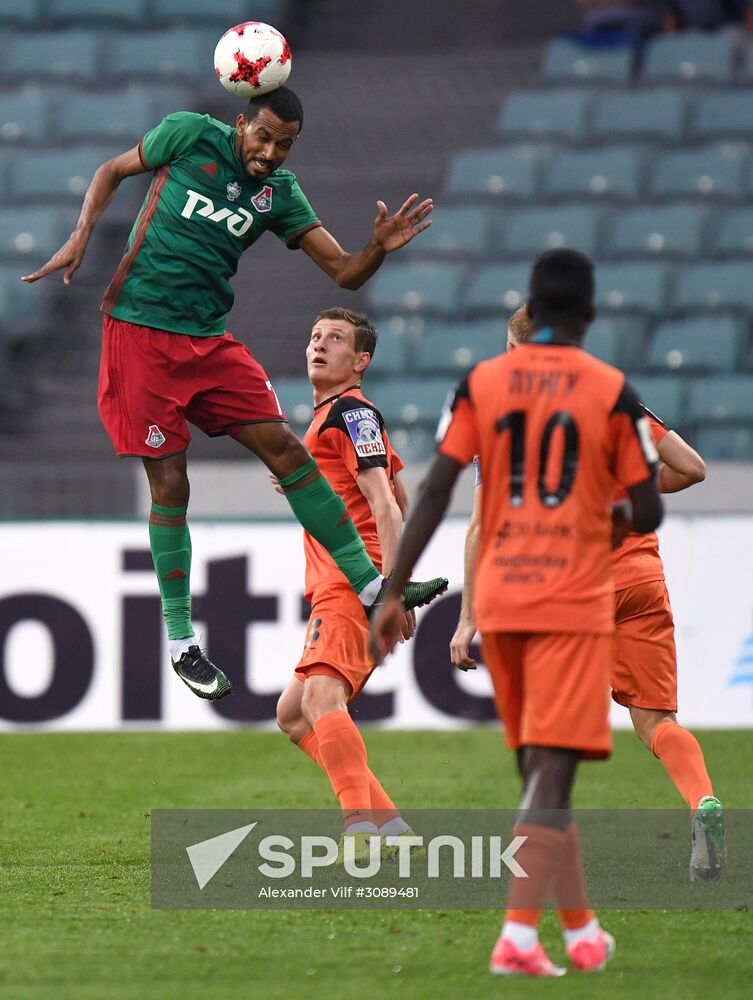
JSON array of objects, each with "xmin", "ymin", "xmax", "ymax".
[{"xmin": 342, "ymin": 407, "xmax": 387, "ymax": 458}]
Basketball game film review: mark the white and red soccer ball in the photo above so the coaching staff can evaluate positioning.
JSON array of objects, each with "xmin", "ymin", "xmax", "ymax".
[{"xmin": 214, "ymin": 22, "xmax": 292, "ymax": 98}]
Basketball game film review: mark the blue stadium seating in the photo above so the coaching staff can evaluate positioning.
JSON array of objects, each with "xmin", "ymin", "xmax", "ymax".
[
  {"xmin": 54, "ymin": 90, "xmax": 155, "ymax": 142},
  {"xmin": 595, "ymin": 263, "xmax": 669, "ymax": 314},
  {"xmin": 544, "ymin": 147, "xmax": 643, "ymax": 200},
  {"xmin": 673, "ymin": 262, "xmax": 753, "ymax": 312},
  {"xmin": 0, "ymin": 0, "xmax": 44, "ymax": 24},
  {"xmin": 629, "ymin": 375, "xmax": 685, "ymax": 426},
  {"xmin": 606, "ymin": 205, "xmax": 707, "ymax": 259},
  {"xmin": 445, "ymin": 147, "xmax": 540, "ymax": 200},
  {"xmin": 401, "ymin": 205, "xmax": 494, "ymax": 258},
  {"xmin": 496, "ymin": 90, "xmax": 590, "ymax": 142},
  {"xmin": 649, "ymin": 147, "xmax": 747, "ymax": 199},
  {"xmin": 643, "ymin": 31, "xmax": 734, "ymax": 84},
  {"xmin": 687, "ymin": 377, "xmax": 753, "ymax": 423},
  {"xmin": 152, "ymin": 0, "xmax": 284, "ymax": 22},
  {"xmin": 368, "ymin": 377, "xmax": 453, "ymax": 428},
  {"xmin": 542, "ymin": 38, "xmax": 633, "ymax": 85},
  {"xmin": 272, "ymin": 377, "xmax": 314, "ymax": 427},
  {"xmin": 0, "ymin": 90, "xmax": 48, "ymax": 144},
  {"xmin": 501, "ymin": 205, "xmax": 601, "ymax": 259},
  {"xmin": 690, "ymin": 90, "xmax": 753, "ymax": 141},
  {"xmin": 7, "ymin": 147, "xmax": 120, "ymax": 201},
  {"xmin": 0, "ymin": 208, "xmax": 74, "ymax": 262},
  {"xmin": 585, "ymin": 317, "xmax": 645, "ymax": 369},
  {"xmin": 694, "ymin": 425, "xmax": 753, "ymax": 461},
  {"xmin": 364, "ymin": 323, "xmax": 411, "ymax": 377},
  {"xmin": 105, "ymin": 29, "xmax": 217, "ymax": 81},
  {"xmin": 367, "ymin": 262, "xmax": 465, "ymax": 318},
  {"xmin": 0, "ymin": 31, "xmax": 100, "ymax": 83},
  {"xmin": 414, "ymin": 320, "xmax": 505, "ymax": 374},
  {"xmin": 464, "ymin": 263, "xmax": 529, "ymax": 315},
  {"xmin": 648, "ymin": 316, "xmax": 742, "ymax": 373},
  {"xmin": 711, "ymin": 207, "xmax": 753, "ymax": 256},
  {"xmin": 0, "ymin": 264, "xmax": 47, "ymax": 325},
  {"xmin": 590, "ymin": 89, "xmax": 686, "ymax": 143},
  {"xmin": 46, "ymin": 0, "xmax": 149, "ymax": 23}
]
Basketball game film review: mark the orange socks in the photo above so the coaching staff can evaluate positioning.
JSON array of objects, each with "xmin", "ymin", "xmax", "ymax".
[
  {"xmin": 651, "ymin": 721, "xmax": 714, "ymax": 809},
  {"xmin": 505, "ymin": 823, "xmax": 568, "ymax": 928},
  {"xmin": 298, "ymin": 725, "xmax": 400, "ymax": 826},
  {"xmin": 311, "ymin": 710, "xmax": 373, "ymax": 827},
  {"xmin": 554, "ymin": 822, "xmax": 595, "ymax": 930}
]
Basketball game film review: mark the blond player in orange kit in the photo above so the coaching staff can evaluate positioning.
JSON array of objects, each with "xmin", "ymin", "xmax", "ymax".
[
  {"xmin": 451, "ymin": 306, "xmax": 726, "ymax": 884},
  {"xmin": 276, "ymin": 307, "xmax": 436, "ymax": 859},
  {"xmin": 370, "ymin": 250, "xmax": 663, "ymax": 977}
]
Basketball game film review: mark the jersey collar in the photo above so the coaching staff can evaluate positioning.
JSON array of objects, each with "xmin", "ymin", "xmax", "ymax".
[{"xmin": 313, "ymin": 383, "xmax": 362, "ymax": 412}]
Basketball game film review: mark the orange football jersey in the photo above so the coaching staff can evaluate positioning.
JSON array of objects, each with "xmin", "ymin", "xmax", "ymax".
[
  {"xmin": 438, "ymin": 342, "xmax": 657, "ymax": 634},
  {"xmin": 302, "ymin": 386, "xmax": 403, "ymax": 599},
  {"xmin": 611, "ymin": 414, "xmax": 669, "ymax": 591}
]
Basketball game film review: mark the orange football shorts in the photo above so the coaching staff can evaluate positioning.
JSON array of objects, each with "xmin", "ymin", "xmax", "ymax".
[{"xmin": 612, "ymin": 579, "xmax": 677, "ymax": 712}]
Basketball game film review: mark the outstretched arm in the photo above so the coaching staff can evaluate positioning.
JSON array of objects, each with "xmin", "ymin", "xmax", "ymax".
[
  {"xmin": 21, "ymin": 146, "xmax": 147, "ymax": 285},
  {"xmin": 299, "ymin": 193, "xmax": 433, "ymax": 290},
  {"xmin": 449, "ymin": 483, "xmax": 482, "ymax": 671},
  {"xmin": 656, "ymin": 431, "xmax": 706, "ymax": 494}
]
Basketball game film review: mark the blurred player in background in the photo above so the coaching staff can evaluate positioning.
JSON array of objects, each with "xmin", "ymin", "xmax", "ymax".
[
  {"xmin": 370, "ymin": 249, "xmax": 663, "ymax": 977},
  {"xmin": 21, "ymin": 87, "xmax": 445, "ymax": 701},
  {"xmin": 451, "ymin": 305, "xmax": 726, "ymax": 882},
  {"xmin": 276, "ymin": 307, "xmax": 426, "ymax": 858}
]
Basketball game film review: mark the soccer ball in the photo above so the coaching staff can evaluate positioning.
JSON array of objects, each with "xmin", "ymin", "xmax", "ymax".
[{"xmin": 214, "ymin": 22, "xmax": 292, "ymax": 98}]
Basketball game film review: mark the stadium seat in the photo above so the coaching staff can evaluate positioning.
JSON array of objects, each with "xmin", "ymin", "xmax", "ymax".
[
  {"xmin": 711, "ymin": 207, "xmax": 753, "ymax": 256},
  {"xmin": 0, "ymin": 31, "xmax": 100, "ymax": 83},
  {"xmin": 414, "ymin": 320, "xmax": 505, "ymax": 374},
  {"xmin": 0, "ymin": 90, "xmax": 48, "ymax": 144},
  {"xmin": 544, "ymin": 147, "xmax": 643, "ymax": 200},
  {"xmin": 689, "ymin": 90, "xmax": 753, "ymax": 141},
  {"xmin": 496, "ymin": 90, "xmax": 590, "ymax": 142},
  {"xmin": 0, "ymin": 208, "xmax": 73, "ymax": 261},
  {"xmin": 151, "ymin": 0, "xmax": 282, "ymax": 22},
  {"xmin": 384, "ymin": 424, "xmax": 437, "ymax": 462},
  {"xmin": 629, "ymin": 375, "xmax": 685, "ymax": 426},
  {"xmin": 642, "ymin": 31, "xmax": 734, "ymax": 84},
  {"xmin": 673, "ymin": 262, "xmax": 753, "ymax": 312},
  {"xmin": 595, "ymin": 263, "xmax": 669, "ymax": 314},
  {"xmin": 401, "ymin": 205, "xmax": 494, "ymax": 258},
  {"xmin": 54, "ymin": 90, "xmax": 155, "ymax": 142},
  {"xmin": 649, "ymin": 147, "xmax": 746, "ymax": 200},
  {"xmin": 606, "ymin": 206, "xmax": 706, "ymax": 259},
  {"xmin": 46, "ymin": 0, "xmax": 149, "ymax": 23},
  {"xmin": 694, "ymin": 424, "xmax": 753, "ymax": 461},
  {"xmin": 445, "ymin": 147, "xmax": 540, "ymax": 200},
  {"xmin": 687, "ymin": 376, "xmax": 753, "ymax": 423},
  {"xmin": 7, "ymin": 148, "xmax": 120, "ymax": 201},
  {"xmin": 0, "ymin": 264, "xmax": 47, "ymax": 323},
  {"xmin": 584, "ymin": 317, "xmax": 645, "ymax": 369},
  {"xmin": 367, "ymin": 262, "xmax": 465, "ymax": 317},
  {"xmin": 590, "ymin": 89, "xmax": 686, "ymax": 143},
  {"xmin": 105, "ymin": 29, "xmax": 217, "ymax": 81},
  {"xmin": 501, "ymin": 204, "xmax": 601, "ymax": 259},
  {"xmin": 363, "ymin": 323, "xmax": 411, "ymax": 377},
  {"xmin": 464, "ymin": 263, "xmax": 529, "ymax": 315},
  {"xmin": 648, "ymin": 316, "xmax": 742, "ymax": 373},
  {"xmin": 368, "ymin": 377, "xmax": 453, "ymax": 427},
  {"xmin": 272, "ymin": 377, "xmax": 314, "ymax": 427},
  {"xmin": 542, "ymin": 38, "xmax": 633, "ymax": 85},
  {"xmin": 0, "ymin": 0, "xmax": 43, "ymax": 24}
]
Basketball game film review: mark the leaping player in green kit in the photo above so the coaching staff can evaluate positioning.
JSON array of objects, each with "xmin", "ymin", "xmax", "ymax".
[{"xmin": 22, "ymin": 87, "xmax": 447, "ymax": 702}]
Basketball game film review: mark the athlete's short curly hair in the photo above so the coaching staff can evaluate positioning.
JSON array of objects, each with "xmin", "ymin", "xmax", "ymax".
[
  {"xmin": 313, "ymin": 307, "xmax": 378, "ymax": 359},
  {"xmin": 508, "ymin": 305, "xmax": 532, "ymax": 345},
  {"xmin": 245, "ymin": 86, "xmax": 304, "ymax": 132}
]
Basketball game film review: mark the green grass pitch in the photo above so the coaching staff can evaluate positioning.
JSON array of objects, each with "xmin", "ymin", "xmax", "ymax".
[{"xmin": 2, "ymin": 728, "xmax": 751, "ymax": 999}]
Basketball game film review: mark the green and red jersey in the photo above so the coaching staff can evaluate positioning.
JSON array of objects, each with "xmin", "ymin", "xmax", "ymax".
[{"xmin": 101, "ymin": 111, "xmax": 321, "ymax": 337}]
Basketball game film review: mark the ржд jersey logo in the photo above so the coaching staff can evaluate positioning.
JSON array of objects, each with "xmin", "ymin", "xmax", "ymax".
[{"xmin": 181, "ymin": 189, "xmax": 254, "ymax": 237}]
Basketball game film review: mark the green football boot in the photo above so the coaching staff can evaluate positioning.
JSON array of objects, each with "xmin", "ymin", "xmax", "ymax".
[{"xmin": 690, "ymin": 795, "xmax": 726, "ymax": 881}]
